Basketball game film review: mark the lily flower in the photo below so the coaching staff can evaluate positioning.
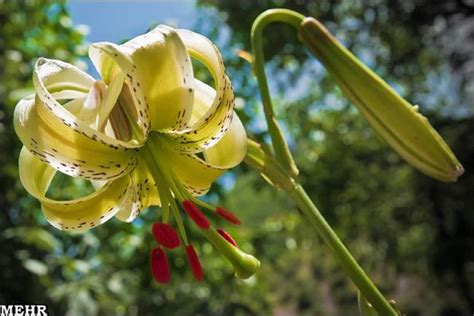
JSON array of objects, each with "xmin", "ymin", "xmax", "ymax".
[
  {"xmin": 14, "ymin": 25, "xmax": 259, "ymax": 283},
  {"xmin": 299, "ymin": 17, "xmax": 463, "ymax": 182}
]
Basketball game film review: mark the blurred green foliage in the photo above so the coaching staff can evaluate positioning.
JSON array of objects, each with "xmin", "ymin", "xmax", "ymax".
[{"xmin": 1, "ymin": 1, "xmax": 473, "ymax": 315}]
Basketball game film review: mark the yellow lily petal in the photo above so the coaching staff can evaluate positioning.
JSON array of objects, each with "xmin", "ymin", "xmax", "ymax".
[
  {"xmin": 300, "ymin": 18, "xmax": 463, "ymax": 182},
  {"xmin": 33, "ymin": 58, "xmax": 142, "ymax": 147},
  {"xmin": 14, "ymin": 59, "xmax": 139, "ymax": 181},
  {"xmin": 115, "ymin": 158, "xmax": 161, "ymax": 222},
  {"xmin": 204, "ymin": 112, "xmax": 247, "ymax": 169},
  {"xmin": 89, "ymin": 25, "xmax": 193, "ymax": 133},
  {"xmin": 63, "ymin": 97, "xmax": 86, "ymax": 116},
  {"xmin": 162, "ymin": 149, "xmax": 224, "ymax": 196},
  {"xmin": 186, "ymin": 78, "xmax": 247, "ymax": 168},
  {"xmin": 159, "ymin": 114, "xmax": 246, "ymax": 196},
  {"xmin": 48, "ymin": 91, "xmax": 86, "ymax": 117},
  {"xmin": 96, "ymin": 72, "xmax": 125, "ymax": 130},
  {"xmin": 19, "ymin": 147, "xmax": 135, "ymax": 232},
  {"xmin": 51, "ymin": 89, "xmax": 87, "ymax": 100},
  {"xmin": 167, "ymin": 29, "xmax": 235, "ymax": 153}
]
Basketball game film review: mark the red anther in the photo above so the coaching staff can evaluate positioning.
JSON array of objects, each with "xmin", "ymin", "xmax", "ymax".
[
  {"xmin": 217, "ymin": 228, "xmax": 238, "ymax": 248},
  {"xmin": 185, "ymin": 245, "xmax": 203, "ymax": 281},
  {"xmin": 215, "ymin": 207, "xmax": 241, "ymax": 225},
  {"xmin": 182, "ymin": 200, "xmax": 210, "ymax": 229},
  {"xmin": 152, "ymin": 223, "xmax": 181, "ymax": 249},
  {"xmin": 150, "ymin": 248, "xmax": 170, "ymax": 284}
]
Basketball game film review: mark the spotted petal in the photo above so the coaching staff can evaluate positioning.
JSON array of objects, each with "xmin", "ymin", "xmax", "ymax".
[
  {"xmin": 115, "ymin": 158, "xmax": 161, "ymax": 222},
  {"xmin": 19, "ymin": 148, "xmax": 137, "ymax": 232},
  {"xmin": 167, "ymin": 29, "xmax": 236, "ymax": 153},
  {"xmin": 204, "ymin": 113, "xmax": 247, "ymax": 169},
  {"xmin": 89, "ymin": 25, "xmax": 193, "ymax": 133},
  {"xmin": 14, "ymin": 59, "xmax": 139, "ymax": 181},
  {"xmin": 159, "ymin": 116, "xmax": 247, "ymax": 196}
]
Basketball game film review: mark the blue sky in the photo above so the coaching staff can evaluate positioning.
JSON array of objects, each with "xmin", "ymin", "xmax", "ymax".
[
  {"xmin": 68, "ymin": 0, "xmax": 197, "ymax": 76},
  {"xmin": 68, "ymin": 0, "xmax": 197, "ymax": 44}
]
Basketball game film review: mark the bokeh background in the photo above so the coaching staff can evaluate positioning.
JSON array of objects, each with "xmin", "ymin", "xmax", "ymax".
[{"xmin": 1, "ymin": 0, "xmax": 473, "ymax": 315}]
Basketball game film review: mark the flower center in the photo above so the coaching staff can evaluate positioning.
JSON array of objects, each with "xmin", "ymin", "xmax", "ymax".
[
  {"xmin": 84, "ymin": 74, "xmax": 144, "ymax": 144},
  {"xmin": 139, "ymin": 133, "xmax": 260, "ymax": 284}
]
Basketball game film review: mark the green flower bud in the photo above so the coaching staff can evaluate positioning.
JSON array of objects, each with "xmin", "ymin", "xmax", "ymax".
[{"xmin": 299, "ymin": 17, "xmax": 463, "ymax": 182}]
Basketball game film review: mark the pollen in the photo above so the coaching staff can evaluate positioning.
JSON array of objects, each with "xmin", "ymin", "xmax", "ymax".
[
  {"xmin": 216, "ymin": 207, "xmax": 241, "ymax": 225},
  {"xmin": 182, "ymin": 200, "xmax": 210, "ymax": 229},
  {"xmin": 217, "ymin": 228, "xmax": 238, "ymax": 248},
  {"xmin": 185, "ymin": 245, "xmax": 204, "ymax": 282},
  {"xmin": 150, "ymin": 247, "xmax": 170, "ymax": 284},
  {"xmin": 152, "ymin": 223, "xmax": 181, "ymax": 249}
]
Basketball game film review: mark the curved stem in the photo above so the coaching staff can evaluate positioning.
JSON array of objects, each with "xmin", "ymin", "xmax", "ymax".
[
  {"xmin": 249, "ymin": 9, "xmax": 398, "ymax": 314},
  {"xmin": 244, "ymin": 140, "xmax": 397, "ymax": 315},
  {"xmin": 289, "ymin": 183, "xmax": 397, "ymax": 316},
  {"xmin": 251, "ymin": 9, "xmax": 304, "ymax": 177}
]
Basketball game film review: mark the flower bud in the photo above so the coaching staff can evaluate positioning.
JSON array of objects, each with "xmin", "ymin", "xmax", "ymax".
[{"xmin": 299, "ymin": 17, "xmax": 463, "ymax": 182}]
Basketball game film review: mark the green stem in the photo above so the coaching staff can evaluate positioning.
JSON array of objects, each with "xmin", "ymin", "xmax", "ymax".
[
  {"xmin": 251, "ymin": 9, "xmax": 304, "ymax": 177},
  {"xmin": 289, "ymin": 183, "xmax": 397, "ymax": 316},
  {"xmin": 250, "ymin": 9, "xmax": 399, "ymax": 315},
  {"xmin": 141, "ymin": 140, "xmax": 189, "ymax": 244}
]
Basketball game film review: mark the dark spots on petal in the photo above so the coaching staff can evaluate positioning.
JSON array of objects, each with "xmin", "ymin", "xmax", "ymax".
[{"xmin": 92, "ymin": 172, "xmax": 106, "ymax": 176}]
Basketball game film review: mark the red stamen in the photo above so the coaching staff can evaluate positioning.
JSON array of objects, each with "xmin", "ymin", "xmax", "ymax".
[
  {"xmin": 217, "ymin": 228, "xmax": 238, "ymax": 248},
  {"xmin": 182, "ymin": 200, "xmax": 210, "ymax": 229},
  {"xmin": 152, "ymin": 223, "xmax": 181, "ymax": 249},
  {"xmin": 185, "ymin": 245, "xmax": 203, "ymax": 281},
  {"xmin": 150, "ymin": 247, "xmax": 170, "ymax": 284},
  {"xmin": 216, "ymin": 207, "xmax": 241, "ymax": 225}
]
